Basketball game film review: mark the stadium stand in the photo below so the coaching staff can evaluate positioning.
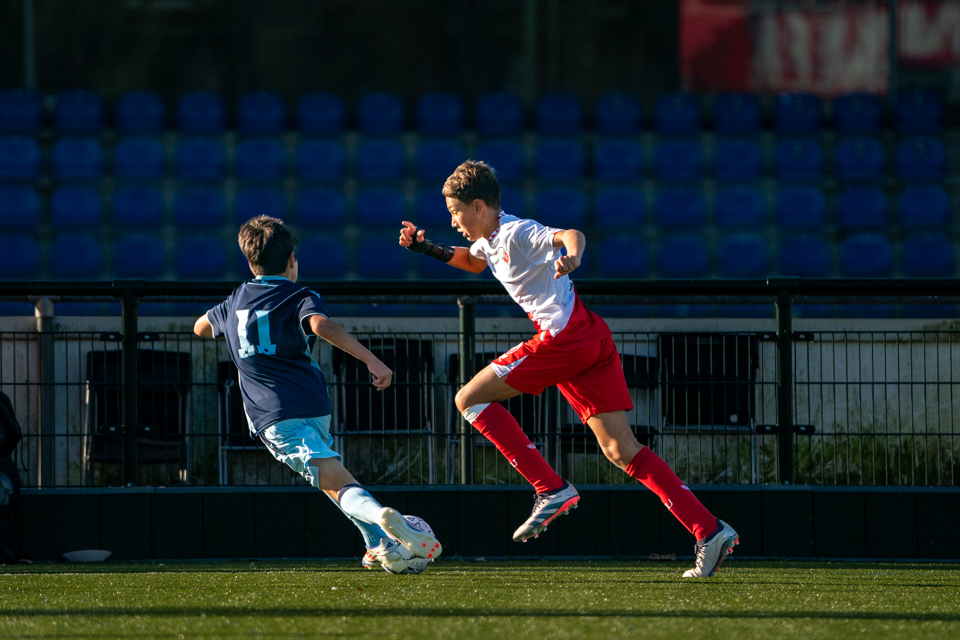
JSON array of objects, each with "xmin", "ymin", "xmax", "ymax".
[
  {"xmin": 501, "ymin": 186, "xmax": 527, "ymax": 217},
  {"xmin": 237, "ymin": 91, "xmax": 286, "ymax": 134},
  {"xmin": 0, "ymin": 89, "xmax": 42, "ymax": 132},
  {"xmin": 113, "ymin": 185, "xmax": 165, "ymax": 228},
  {"xmin": 779, "ymin": 234, "xmax": 831, "ymax": 277},
  {"xmin": 654, "ymin": 187, "xmax": 706, "ymax": 228},
  {"xmin": 596, "ymin": 236, "xmax": 647, "ymax": 277},
  {"xmin": 51, "ymin": 185, "xmax": 102, "ymax": 228},
  {"xmin": 654, "ymin": 92, "xmax": 700, "ymax": 134},
  {"xmin": 356, "ymin": 137, "xmax": 407, "ymax": 181},
  {"xmin": 415, "ymin": 188, "xmax": 451, "ymax": 228},
  {"xmin": 535, "ymin": 137, "xmax": 585, "ymax": 180},
  {"xmin": 355, "ymin": 235, "xmax": 410, "ymax": 278},
  {"xmin": 774, "ymin": 137, "xmax": 824, "ymax": 181},
  {"xmin": 51, "ymin": 137, "xmax": 103, "ymax": 180},
  {"xmin": 713, "ymin": 137, "xmax": 762, "ymax": 180},
  {"xmin": 235, "ymin": 186, "xmax": 286, "ymax": 224},
  {"xmin": 356, "ymin": 185, "xmax": 407, "ymax": 226},
  {"xmin": 536, "ymin": 92, "xmax": 582, "ymax": 135},
  {"xmin": 896, "ymin": 136, "xmax": 946, "ymax": 181},
  {"xmin": 593, "ymin": 137, "xmax": 644, "ymax": 181},
  {"xmin": 594, "ymin": 185, "xmax": 645, "ymax": 228},
  {"xmin": 235, "ymin": 138, "xmax": 287, "ymax": 180},
  {"xmin": 833, "ymin": 92, "xmax": 883, "ymax": 133},
  {"xmin": 654, "ymin": 137, "xmax": 703, "ymax": 180},
  {"xmin": 7, "ymin": 234, "xmax": 41, "ymax": 278},
  {"xmin": 774, "ymin": 93, "xmax": 822, "ymax": 133},
  {"xmin": 174, "ymin": 185, "xmax": 226, "ymax": 228},
  {"xmin": 594, "ymin": 92, "xmax": 641, "ymax": 135},
  {"xmin": 296, "ymin": 186, "xmax": 346, "ymax": 227},
  {"xmin": 474, "ymin": 139, "xmax": 525, "ymax": 182},
  {"xmin": 834, "ymin": 136, "xmax": 885, "ymax": 182},
  {"xmin": 0, "ymin": 136, "xmax": 41, "ymax": 180},
  {"xmin": 175, "ymin": 137, "xmax": 227, "ymax": 180},
  {"xmin": 898, "ymin": 184, "xmax": 950, "ymax": 230},
  {"xmin": 715, "ymin": 185, "xmax": 766, "ymax": 228},
  {"xmin": 113, "ymin": 136, "xmax": 165, "ymax": 179},
  {"xmin": 296, "ymin": 138, "xmax": 347, "ymax": 182},
  {"xmin": 297, "ymin": 235, "xmax": 349, "ymax": 279},
  {"xmin": 116, "ymin": 90, "xmax": 166, "ymax": 133},
  {"xmin": 476, "ymin": 92, "xmax": 524, "ymax": 135},
  {"xmin": 357, "ymin": 92, "xmax": 405, "ymax": 135},
  {"xmin": 713, "ymin": 92, "xmax": 761, "ymax": 134},
  {"xmin": 901, "ymin": 233, "xmax": 955, "ymax": 277},
  {"xmin": 776, "ymin": 185, "xmax": 826, "ymax": 228},
  {"xmin": 840, "ymin": 232, "xmax": 893, "ymax": 277},
  {"xmin": 416, "ymin": 92, "xmax": 463, "ymax": 135},
  {"xmin": 416, "ymin": 138, "xmax": 466, "ymax": 180},
  {"xmin": 177, "ymin": 90, "xmax": 225, "ymax": 133},
  {"xmin": 718, "ymin": 233, "xmax": 770, "ymax": 278},
  {"xmin": 534, "ymin": 186, "xmax": 587, "ymax": 228},
  {"xmin": 658, "ymin": 235, "xmax": 709, "ymax": 278},
  {"xmin": 0, "ymin": 185, "xmax": 40, "ymax": 230},
  {"xmin": 836, "ymin": 185, "xmax": 888, "ymax": 231},
  {"xmin": 175, "ymin": 235, "xmax": 227, "ymax": 279},
  {"xmin": 297, "ymin": 91, "xmax": 345, "ymax": 135},
  {"xmin": 113, "ymin": 233, "xmax": 166, "ymax": 278},
  {"xmin": 51, "ymin": 233, "xmax": 103, "ymax": 278},
  {"xmin": 896, "ymin": 88, "xmax": 943, "ymax": 133},
  {"xmin": 54, "ymin": 90, "xmax": 103, "ymax": 133}
]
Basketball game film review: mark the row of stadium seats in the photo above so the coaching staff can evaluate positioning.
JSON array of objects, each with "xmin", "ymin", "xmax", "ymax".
[
  {"xmin": 1, "ymin": 183, "xmax": 951, "ymax": 232},
  {"xmin": 0, "ymin": 88, "xmax": 945, "ymax": 135},
  {"xmin": 0, "ymin": 134, "xmax": 948, "ymax": 183},
  {"xmin": 5, "ymin": 231, "xmax": 954, "ymax": 281}
]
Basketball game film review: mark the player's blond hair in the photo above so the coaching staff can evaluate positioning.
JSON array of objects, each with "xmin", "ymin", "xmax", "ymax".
[
  {"xmin": 442, "ymin": 160, "xmax": 501, "ymax": 210},
  {"xmin": 238, "ymin": 215, "xmax": 298, "ymax": 276}
]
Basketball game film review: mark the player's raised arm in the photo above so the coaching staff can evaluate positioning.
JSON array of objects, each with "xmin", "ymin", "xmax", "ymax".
[
  {"xmin": 399, "ymin": 221, "xmax": 486, "ymax": 274},
  {"xmin": 307, "ymin": 315, "xmax": 393, "ymax": 391},
  {"xmin": 551, "ymin": 228, "xmax": 586, "ymax": 280}
]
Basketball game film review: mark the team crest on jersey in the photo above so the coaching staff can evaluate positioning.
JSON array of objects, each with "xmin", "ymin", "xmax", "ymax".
[{"xmin": 493, "ymin": 246, "xmax": 509, "ymax": 264}]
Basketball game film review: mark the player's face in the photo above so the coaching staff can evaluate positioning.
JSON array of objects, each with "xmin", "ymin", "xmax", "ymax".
[{"xmin": 447, "ymin": 197, "xmax": 482, "ymax": 241}]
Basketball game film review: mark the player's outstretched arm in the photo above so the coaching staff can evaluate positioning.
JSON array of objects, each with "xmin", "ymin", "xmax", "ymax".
[
  {"xmin": 551, "ymin": 229, "xmax": 586, "ymax": 280},
  {"xmin": 308, "ymin": 315, "xmax": 393, "ymax": 391},
  {"xmin": 399, "ymin": 221, "xmax": 486, "ymax": 274},
  {"xmin": 193, "ymin": 314, "xmax": 215, "ymax": 338}
]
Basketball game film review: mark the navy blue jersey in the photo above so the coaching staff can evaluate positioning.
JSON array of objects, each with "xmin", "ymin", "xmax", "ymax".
[{"xmin": 207, "ymin": 276, "xmax": 331, "ymax": 435}]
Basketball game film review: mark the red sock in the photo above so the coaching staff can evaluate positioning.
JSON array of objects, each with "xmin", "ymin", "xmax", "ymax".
[
  {"xmin": 625, "ymin": 447, "xmax": 717, "ymax": 541},
  {"xmin": 471, "ymin": 403, "xmax": 564, "ymax": 494}
]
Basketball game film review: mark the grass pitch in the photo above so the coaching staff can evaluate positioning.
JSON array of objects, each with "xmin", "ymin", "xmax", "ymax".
[{"xmin": 2, "ymin": 560, "xmax": 959, "ymax": 639}]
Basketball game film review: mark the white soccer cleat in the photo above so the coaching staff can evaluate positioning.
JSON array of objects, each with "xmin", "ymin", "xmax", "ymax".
[
  {"xmin": 364, "ymin": 537, "xmax": 412, "ymax": 574},
  {"xmin": 378, "ymin": 507, "xmax": 442, "ymax": 560},
  {"xmin": 513, "ymin": 481, "xmax": 580, "ymax": 543},
  {"xmin": 682, "ymin": 520, "xmax": 739, "ymax": 578}
]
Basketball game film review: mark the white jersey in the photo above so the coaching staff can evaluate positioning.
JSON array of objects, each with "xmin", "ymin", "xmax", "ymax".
[{"xmin": 469, "ymin": 212, "xmax": 576, "ymax": 335}]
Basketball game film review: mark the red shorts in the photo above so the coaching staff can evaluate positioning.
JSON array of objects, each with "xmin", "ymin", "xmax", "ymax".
[{"xmin": 491, "ymin": 296, "xmax": 634, "ymax": 423}]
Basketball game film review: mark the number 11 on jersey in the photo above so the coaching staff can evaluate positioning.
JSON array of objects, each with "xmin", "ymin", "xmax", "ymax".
[{"xmin": 236, "ymin": 309, "xmax": 276, "ymax": 358}]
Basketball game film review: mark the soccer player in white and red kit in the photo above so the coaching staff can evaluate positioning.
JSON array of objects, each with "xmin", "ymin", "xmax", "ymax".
[{"xmin": 399, "ymin": 161, "xmax": 739, "ymax": 577}]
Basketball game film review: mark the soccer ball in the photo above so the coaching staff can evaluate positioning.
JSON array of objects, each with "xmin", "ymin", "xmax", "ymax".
[{"xmin": 382, "ymin": 515, "xmax": 435, "ymax": 576}]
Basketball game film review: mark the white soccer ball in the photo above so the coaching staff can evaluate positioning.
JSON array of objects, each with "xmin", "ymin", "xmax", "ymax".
[{"xmin": 382, "ymin": 515, "xmax": 435, "ymax": 576}]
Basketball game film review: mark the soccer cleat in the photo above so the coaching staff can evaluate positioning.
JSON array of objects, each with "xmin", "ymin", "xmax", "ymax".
[
  {"xmin": 512, "ymin": 481, "xmax": 580, "ymax": 543},
  {"xmin": 378, "ymin": 507, "xmax": 443, "ymax": 560},
  {"xmin": 364, "ymin": 537, "xmax": 412, "ymax": 574},
  {"xmin": 682, "ymin": 519, "xmax": 739, "ymax": 578},
  {"xmin": 361, "ymin": 548, "xmax": 381, "ymax": 570}
]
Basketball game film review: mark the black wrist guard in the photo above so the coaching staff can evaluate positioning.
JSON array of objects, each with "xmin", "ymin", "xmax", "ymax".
[{"xmin": 406, "ymin": 227, "xmax": 455, "ymax": 263}]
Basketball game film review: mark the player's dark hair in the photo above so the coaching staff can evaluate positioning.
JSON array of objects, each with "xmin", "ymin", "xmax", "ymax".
[
  {"xmin": 442, "ymin": 160, "xmax": 501, "ymax": 210},
  {"xmin": 238, "ymin": 215, "xmax": 298, "ymax": 276}
]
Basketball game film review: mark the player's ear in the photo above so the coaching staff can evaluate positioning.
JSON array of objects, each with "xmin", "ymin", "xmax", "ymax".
[{"xmin": 288, "ymin": 250, "xmax": 296, "ymax": 268}]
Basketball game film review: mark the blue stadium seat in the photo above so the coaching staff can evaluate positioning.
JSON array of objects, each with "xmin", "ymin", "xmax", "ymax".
[
  {"xmin": 718, "ymin": 234, "xmax": 769, "ymax": 278},
  {"xmin": 779, "ymin": 234, "xmax": 830, "ymax": 277},
  {"xmin": 415, "ymin": 188, "xmax": 452, "ymax": 228},
  {"xmin": 51, "ymin": 185, "xmax": 102, "ymax": 228},
  {"xmin": 836, "ymin": 186, "xmax": 888, "ymax": 231},
  {"xmin": 774, "ymin": 93, "xmax": 822, "ymax": 134},
  {"xmin": 713, "ymin": 93, "xmax": 761, "ymax": 134},
  {"xmin": 235, "ymin": 138, "xmax": 287, "ymax": 180},
  {"xmin": 116, "ymin": 90, "xmax": 165, "ymax": 133},
  {"xmin": 113, "ymin": 185, "xmax": 164, "ymax": 228},
  {"xmin": 357, "ymin": 92, "xmax": 405, "ymax": 135},
  {"xmin": 535, "ymin": 138, "xmax": 585, "ymax": 180},
  {"xmin": 356, "ymin": 138, "xmax": 407, "ymax": 180},
  {"xmin": 175, "ymin": 137, "xmax": 227, "ymax": 180},
  {"xmin": 501, "ymin": 186, "xmax": 527, "ymax": 217},
  {"xmin": 174, "ymin": 186, "xmax": 226, "ymax": 229},
  {"xmin": 774, "ymin": 138, "xmax": 823, "ymax": 181},
  {"xmin": 534, "ymin": 186, "xmax": 587, "ymax": 228},
  {"xmin": 833, "ymin": 93, "xmax": 882, "ymax": 133},
  {"xmin": 901, "ymin": 233, "xmax": 955, "ymax": 277},
  {"xmin": 840, "ymin": 233, "xmax": 893, "ymax": 277},
  {"xmin": 654, "ymin": 92, "xmax": 700, "ymax": 134},
  {"xmin": 113, "ymin": 233, "xmax": 166, "ymax": 278},
  {"xmin": 296, "ymin": 138, "xmax": 346, "ymax": 181},
  {"xmin": 658, "ymin": 235, "xmax": 709, "ymax": 278},
  {"xmin": 896, "ymin": 89, "xmax": 943, "ymax": 133},
  {"xmin": 356, "ymin": 235, "xmax": 410, "ymax": 279},
  {"xmin": 113, "ymin": 136, "xmax": 165, "ymax": 179},
  {"xmin": 51, "ymin": 137, "xmax": 103, "ymax": 180},
  {"xmin": 416, "ymin": 138, "xmax": 465, "ymax": 180},
  {"xmin": 898, "ymin": 184, "xmax": 950, "ymax": 230},
  {"xmin": 174, "ymin": 235, "xmax": 227, "ymax": 279},
  {"xmin": 654, "ymin": 187, "xmax": 706, "ymax": 228},
  {"xmin": 713, "ymin": 137, "xmax": 762, "ymax": 180},
  {"xmin": 715, "ymin": 185, "xmax": 766, "ymax": 228},
  {"xmin": 177, "ymin": 91, "xmax": 224, "ymax": 133},
  {"xmin": 297, "ymin": 235, "xmax": 349, "ymax": 279},
  {"xmin": 235, "ymin": 186, "xmax": 286, "ymax": 224},
  {"xmin": 355, "ymin": 186, "xmax": 406, "ymax": 226},
  {"xmin": 54, "ymin": 90, "xmax": 103, "ymax": 133},
  {"xmin": 593, "ymin": 138, "xmax": 643, "ymax": 181},
  {"xmin": 594, "ymin": 92, "xmax": 641, "ymax": 135},
  {"xmin": 417, "ymin": 92, "xmax": 463, "ymax": 135},
  {"xmin": 295, "ymin": 186, "xmax": 346, "ymax": 227},
  {"xmin": 896, "ymin": 136, "xmax": 946, "ymax": 181},
  {"xmin": 51, "ymin": 233, "xmax": 103, "ymax": 278},
  {"xmin": 476, "ymin": 92, "xmax": 523, "ymax": 135},
  {"xmin": 654, "ymin": 138, "xmax": 703, "ymax": 180},
  {"xmin": 0, "ymin": 185, "xmax": 40, "ymax": 230},
  {"xmin": 238, "ymin": 91, "xmax": 286, "ymax": 134},
  {"xmin": 297, "ymin": 92, "xmax": 345, "ymax": 135},
  {"xmin": 594, "ymin": 186, "xmax": 645, "ymax": 228},
  {"xmin": 536, "ymin": 92, "xmax": 582, "ymax": 135},
  {"xmin": 0, "ymin": 136, "xmax": 41, "ymax": 180},
  {"xmin": 776, "ymin": 185, "xmax": 826, "ymax": 228},
  {"xmin": 475, "ymin": 139, "xmax": 525, "ymax": 182},
  {"xmin": 6, "ymin": 234, "xmax": 40, "ymax": 278},
  {"xmin": 834, "ymin": 136, "xmax": 885, "ymax": 182},
  {"xmin": 596, "ymin": 236, "xmax": 648, "ymax": 277},
  {"xmin": 0, "ymin": 89, "xmax": 41, "ymax": 133}
]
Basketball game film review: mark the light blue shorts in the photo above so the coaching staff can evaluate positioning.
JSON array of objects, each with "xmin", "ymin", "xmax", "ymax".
[{"xmin": 259, "ymin": 416, "xmax": 339, "ymax": 489}]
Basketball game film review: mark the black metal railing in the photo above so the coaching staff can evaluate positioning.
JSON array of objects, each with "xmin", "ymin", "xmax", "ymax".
[{"xmin": 2, "ymin": 278, "xmax": 960, "ymax": 489}]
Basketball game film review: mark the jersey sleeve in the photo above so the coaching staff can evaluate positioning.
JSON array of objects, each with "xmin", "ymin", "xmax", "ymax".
[
  {"xmin": 468, "ymin": 240, "xmax": 486, "ymax": 260},
  {"xmin": 514, "ymin": 219, "xmax": 562, "ymax": 264},
  {"xmin": 206, "ymin": 300, "xmax": 229, "ymax": 339},
  {"xmin": 297, "ymin": 290, "xmax": 328, "ymax": 326}
]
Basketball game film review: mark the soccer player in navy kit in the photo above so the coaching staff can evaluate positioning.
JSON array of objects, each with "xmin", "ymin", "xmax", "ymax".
[
  {"xmin": 400, "ymin": 161, "xmax": 739, "ymax": 577},
  {"xmin": 195, "ymin": 215, "xmax": 441, "ymax": 573}
]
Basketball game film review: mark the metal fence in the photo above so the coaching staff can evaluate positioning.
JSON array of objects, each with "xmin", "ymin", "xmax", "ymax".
[{"xmin": 2, "ymin": 278, "xmax": 960, "ymax": 489}]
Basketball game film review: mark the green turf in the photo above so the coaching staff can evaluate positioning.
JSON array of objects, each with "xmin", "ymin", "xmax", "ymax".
[{"xmin": 2, "ymin": 560, "xmax": 959, "ymax": 639}]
